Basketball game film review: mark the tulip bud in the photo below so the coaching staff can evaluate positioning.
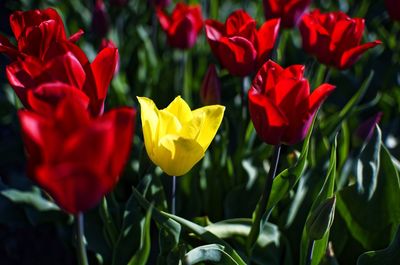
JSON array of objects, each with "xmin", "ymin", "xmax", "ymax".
[
  {"xmin": 200, "ymin": 64, "xmax": 221, "ymax": 105},
  {"xmin": 151, "ymin": 0, "xmax": 171, "ymax": 9},
  {"xmin": 91, "ymin": 0, "xmax": 109, "ymax": 39},
  {"xmin": 306, "ymin": 196, "xmax": 336, "ymax": 240},
  {"xmin": 356, "ymin": 112, "xmax": 383, "ymax": 142}
]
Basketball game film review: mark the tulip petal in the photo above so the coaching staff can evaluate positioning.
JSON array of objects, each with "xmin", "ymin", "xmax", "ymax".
[
  {"xmin": 164, "ymin": 96, "xmax": 193, "ymax": 124},
  {"xmin": 155, "ymin": 135, "xmax": 204, "ymax": 176},
  {"xmin": 27, "ymin": 82, "xmax": 90, "ymax": 115},
  {"xmin": 35, "ymin": 163, "xmax": 104, "ymax": 214},
  {"xmin": 257, "ymin": 18, "xmax": 280, "ymax": 64},
  {"xmin": 217, "ymin": 36, "xmax": 257, "ymax": 76},
  {"xmin": 91, "ymin": 47, "xmax": 118, "ymax": 100},
  {"xmin": 68, "ymin": 29, "xmax": 85, "ymax": 43},
  {"xmin": 339, "ymin": 40, "xmax": 382, "ymax": 69},
  {"xmin": 248, "ymin": 89, "xmax": 288, "ymax": 145},
  {"xmin": 137, "ymin": 97, "xmax": 160, "ymax": 157},
  {"xmin": 0, "ymin": 34, "xmax": 19, "ymax": 59},
  {"xmin": 191, "ymin": 105, "xmax": 225, "ymax": 150}
]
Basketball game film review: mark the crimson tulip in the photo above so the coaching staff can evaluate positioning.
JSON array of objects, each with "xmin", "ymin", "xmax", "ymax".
[
  {"xmin": 299, "ymin": 10, "xmax": 382, "ymax": 69},
  {"xmin": 205, "ymin": 10, "xmax": 280, "ymax": 76},
  {"xmin": 248, "ymin": 60, "xmax": 335, "ymax": 145},
  {"xmin": 263, "ymin": 0, "xmax": 311, "ymax": 28},
  {"xmin": 156, "ymin": 3, "xmax": 203, "ymax": 49},
  {"xmin": 151, "ymin": 0, "xmax": 171, "ymax": 9},
  {"xmin": 18, "ymin": 97, "xmax": 136, "ymax": 214},
  {"xmin": 6, "ymin": 41, "xmax": 118, "ymax": 116},
  {"xmin": 0, "ymin": 8, "xmax": 83, "ymax": 61},
  {"xmin": 385, "ymin": 0, "xmax": 400, "ymax": 21}
]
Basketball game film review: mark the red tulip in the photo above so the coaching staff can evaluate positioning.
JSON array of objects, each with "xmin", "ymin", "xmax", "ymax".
[
  {"xmin": 263, "ymin": 0, "xmax": 311, "ymax": 28},
  {"xmin": 385, "ymin": 0, "xmax": 400, "ymax": 21},
  {"xmin": 6, "ymin": 42, "xmax": 118, "ymax": 116},
  {"xmin": 299, "ymin": 10, "xmax": 382, "ymax": 69},
  {"xmin": 205, "ymin": 10, "xmax": 280, "ymax": 76},
  {"xmin": 18, "ymin": 97, "xmax": 136, "ymax": 214},
  {"xmin": 0, "ymin": 8, "xmax": 84, "ymax": 61},
  {"xmin": 200, "ymin": 64, "xmax": 221, "ymax": 105},
  {"xmin": 156, "ymin": 3, "xmax": 203, "ymax": 49},
  {"xmin": 99, "ymin": 39, "xmax": 120, "ymax": 75},
  {"xmin": 248, "ymin": 60, "xmax": 335, "ymax": 145}
]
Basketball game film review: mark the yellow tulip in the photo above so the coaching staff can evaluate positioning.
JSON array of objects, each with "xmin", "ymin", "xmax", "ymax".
[{"xmin": 137, "ymin": 96, "xmax": 225, "ymax": 176}]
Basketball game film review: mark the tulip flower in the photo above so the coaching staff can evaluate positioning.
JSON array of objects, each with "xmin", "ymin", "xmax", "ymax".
[
  {"xmin": 156, "ymin": 3, "xmax": 203, "ymax": 49},
  {"xmin": 0, "ymin": 8, "xmax": 84, "ymax": 61},
  {"xmin": 6, "ymin": 42, "xmax": 118, "ymax": 116},
  {"xmin": 205, "ymin": 10, "xmax": 280, "ymax": 76},
  {"xmin": 200, "ymin": 64, "xmax": 221, "ymax": 105},
  {"xmin": 99, "ymin": 39, "xmax": 120, "ymax": 75},
  {"xmin": 248, "ymin": 60, "xmax": 335, "ymax": 145},
  {"xmin": 18, "ymin": 97, "xmax": 136, "ymax": 214},
  {"xmin": 263, "ymin": 0, "xmax": 311, "ymax": 28},
  {"xmin": 385, "ymin": 0, "xmax": 400, "ymax": 21},
  {"xmin": 137, "ymin": 96, "xmax": 225, "ymax": 176},
  {"xmin": 299, "ymin": 10, "xmax": 382, "ymax": 69}
]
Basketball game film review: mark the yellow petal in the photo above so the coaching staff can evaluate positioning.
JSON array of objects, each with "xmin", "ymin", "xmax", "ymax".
[
  {"xmin": 191, "ymin": 105, "xmax": 225, "ymax": 150},
  {"xmin": 153, "ymin": 135, "xmax": 204, "ymax": 176},
  {"xmin": 158, "ymin": 109, "xmax": 182, "ymax": 136},
  {"xmin": 137, "ymin": 97, "xmax": 160, "ymax": 158},
  {"xmin": 164, "ymin": 96, "xmax": 193, "ymax": 124}
]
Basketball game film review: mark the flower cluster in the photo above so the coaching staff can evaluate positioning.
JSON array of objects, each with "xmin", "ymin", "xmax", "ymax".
[{"xmin": 0, "ymin": 8, "xmax": 136, "ymax": 214}]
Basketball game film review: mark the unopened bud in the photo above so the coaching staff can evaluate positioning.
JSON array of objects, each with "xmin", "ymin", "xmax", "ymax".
[
  {"xmin": 92, "ymin": 0, "xmax": 109, "ymax": 39},
  {"xmin": 356, "ymin": 112, "xmax": 383, "ymax": 142},
  {"xmin": 200, "ymin": 64, "xmax": 221, "ymax": 105},
  {"xmin": 306, "ymin": 196, "xmax": 336, "ymax": 240},
  {"xmin": 151, "ymin": 0, "xmax": 171, "ymax": 9}
]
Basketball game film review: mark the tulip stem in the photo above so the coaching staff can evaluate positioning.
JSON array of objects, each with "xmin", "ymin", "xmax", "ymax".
[
  {"xmin": 241, "ymin": 76, "xmax": 249, "ymax": 120},
  {"xmin": 305, "ymin": 240, "xmax": 315, "ymax": 265},
  {"xmin": 247, "ymin": 144, "xmax": 281, "ymax": 253},
  {"xmin": 171, "ymin": 175, "xmax": 177, "ymax": 215},
  {"xmin": 75, "ymin": 212, "xmax": 89, "ymax": 265}
]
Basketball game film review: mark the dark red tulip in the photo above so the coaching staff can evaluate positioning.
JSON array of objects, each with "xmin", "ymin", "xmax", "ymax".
[
  {"xmin": 263, "ymin": 0, "xmax": 311, "ymax": 28},
  {"xmin": 299, "ymin": 10, "xmax": 382, "ymax": 69},
  {"xmin": 151, "ymin": 0, "xmax": 171, "ymax": 9},
  {"xmin": 205, "ymin": 10, "xmax": 280, "ymax": 76},
  {"xmin": 356, "ymin": 112, "xmax": 383, "ymax": 142},
  {"xmin": 18, "ymin": 97, "xmax": 136, "ymax": 214},
  {"xmin": 200, "ymin": 64, "xmax": 221, "ymax": 105},
  {"xmin": 248, "ymin": 60, "xmax": 335, "ymax": 145},
  {"xmin": 385, "ymin": 0, "xmax": 400, "ymax": 21},
  {"xmin": 6, "ymin": 42, "xmax": 119, "ymax": 116},
  {"xmin": 0, "ymin": 8, "xmax": 83, "ymax": 61},
  {"xmin": 157, "ymin": 3, "xmax": 203, "ymax": 49},
  {"xmin": 92, "ymin": 0, "xmax": 110, "ymax": 39}
]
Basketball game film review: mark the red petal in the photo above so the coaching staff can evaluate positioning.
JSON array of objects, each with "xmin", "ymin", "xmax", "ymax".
[
  {"xmin": 339, "ymin": 40, "xmax": 382, "ymax": 69},
  {"xmin": 257, "ymin": 18, "xmax": 280, "ymax": 65},
  {"xmin": 68, "ymin": 29, "xmax": 85, "ymax": 43},
  {"xmin": 248, "ymin": 87, "xmax": 288, "ymax": 145},
  {"xmin": 217, "ymin": 36, "xmax": 257, "ymax": 76}
]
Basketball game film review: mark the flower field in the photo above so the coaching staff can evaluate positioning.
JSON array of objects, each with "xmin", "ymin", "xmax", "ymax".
[{"xmin": 0, "ymin": 0, "xmax": 399, "ymax": 264}]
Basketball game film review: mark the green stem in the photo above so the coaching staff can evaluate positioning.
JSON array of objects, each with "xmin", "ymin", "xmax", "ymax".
[
  {"xmin": 247, "ymin": 145, "xmax": 281, "ymax": 253},
  {"xmin": 171, "ymin": 175, "xmax": 177, "ymax": 215},
  {"xmin": 305, "ymin": 240, "xmax": 315, "ymax": 265},
  {"xmin": 75, "ymin": 212, "xmax": 89, "ymax": 265}
]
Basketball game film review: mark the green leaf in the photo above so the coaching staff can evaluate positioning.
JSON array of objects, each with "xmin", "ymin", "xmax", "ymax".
[
  {"xmin": 182, "ymin": 244, "xmax": 239, "ymax": 265},
  {"xmin": 300, "ymin": 137, "xmax": 337, "ymax": 265},
  {"xmin": 355, "ymin": 125, "xmax": 382, "ymax": 200},
  {"xmin": 357, "ymin": 226, "xmax": 400, "ymax": 265},
  {"xmin": 131, "ymin": 188, "xmax": 246, "ymax": 265},
  {"xmin": 337, "ymin": 143, "xmax": 400, "ymax": 249},
  {"xmin": 127, "ymin": 205, "xmax": 152, "ymax": 265},
  {"xmin": 321, "ymin": 71, "xmax": 373, "ymax": 137}
]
